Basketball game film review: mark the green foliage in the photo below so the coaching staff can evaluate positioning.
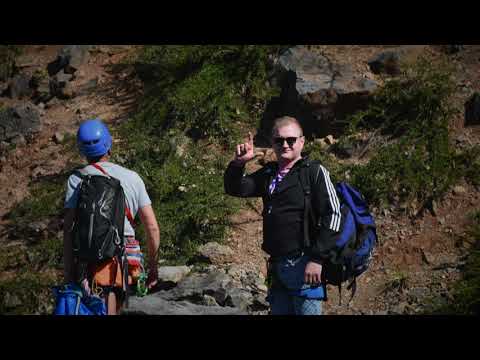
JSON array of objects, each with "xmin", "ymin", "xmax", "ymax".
[
  {"xmin": 0, "ymin": 270, "xmax": 58, "ymax": 315},
  {"xmin": 112, "ymin": 46, "xmax": 286, "ymax": 264},
  {"xmin": 0, "ymin": 45, "xmax": 21, "ymax": 81},
  {"xmin": 135, "ymin": 45, "xmax": 284, "ymax": 144},
  {"xmin": 448, "ymin": 211, "xmax": 480, "ymax": 315},
  {"xmin": 303, "ymin": 141, "xmax": 347, "ymax": 183},
  {"xmin": 9, "ymin": 177, "xmax": 65, "ymax": 225},
  {"xmin": 0, "ymin": 236, "xmax": 63, "ymax": 314},
  {"xmin": 115, "ymin": 131, "xmax": 241, "ymax": 264},
  {"xmin": 345, "ymin": 57, "xmax": 459, "ymax": 210}
]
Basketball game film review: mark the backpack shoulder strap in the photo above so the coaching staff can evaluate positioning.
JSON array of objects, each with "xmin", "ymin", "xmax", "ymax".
[
  {"xmin": 88, "ymin": 163, "xmax": 136, "ymax": 228},
  {"xmin": 72, "ymin": 165, "xmax": 88, "ymax": 180},
  {"xmin": 298, "ymin": 159, "xmax": 321, "ymax": 248}
]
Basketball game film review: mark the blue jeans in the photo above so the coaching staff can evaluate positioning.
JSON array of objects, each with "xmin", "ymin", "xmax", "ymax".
[{"xmin": 266, "ymin": 254, "xmax": 323, "ymax": 315}]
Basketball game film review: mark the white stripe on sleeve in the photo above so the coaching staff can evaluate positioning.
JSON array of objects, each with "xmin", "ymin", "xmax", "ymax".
[{"xmin": 320, "ymin": 165, "xmax": 341, "ymax": 232}]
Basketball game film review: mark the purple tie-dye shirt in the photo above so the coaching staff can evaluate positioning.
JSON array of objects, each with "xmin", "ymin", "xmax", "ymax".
[{"xmin": 269, "ymin": 167, "xmax": 290, "ymax": 194}]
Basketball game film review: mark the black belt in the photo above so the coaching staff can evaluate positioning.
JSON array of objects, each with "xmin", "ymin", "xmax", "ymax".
[{"xmin": 270, "ymin": 249, "xmax": 305, "ymax": 263}]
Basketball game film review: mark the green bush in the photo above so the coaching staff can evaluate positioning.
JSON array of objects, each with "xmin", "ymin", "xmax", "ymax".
[
  {"xmin": 345, "ymin": 57, "xmax": 459, "ymax": 210},
  {"xmin": 114, "ymin": 134, "xmax": 241, "ymax": 264},
  {"xmin": 134, "ymin": 45, "xmax": 285, "ymax": 144}
]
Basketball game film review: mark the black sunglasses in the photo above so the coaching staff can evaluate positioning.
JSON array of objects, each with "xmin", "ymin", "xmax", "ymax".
[{"xmin": 273, "ymin": 136, "xmax": 302, "ymax": 147}]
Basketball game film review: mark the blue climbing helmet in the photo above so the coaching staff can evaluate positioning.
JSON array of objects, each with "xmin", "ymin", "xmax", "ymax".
[{"xmin": 77, "ymin": 119, "xmax": 112, "ymax": 158}]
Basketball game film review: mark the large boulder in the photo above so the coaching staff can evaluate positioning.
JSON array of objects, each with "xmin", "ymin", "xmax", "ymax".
[
  {"xmin": 265, "ymin": 46, "xmax": 379, "ymax": 139},
  {"xmin": 123, "ymin": 267, "xmax": 266, "ymax": 314},
  {"xmin": 465, "ymin": 93, "xmax": 480, "ymax": 127},
  {"xmin": 0, "ymin": 103, "xmax": 41, "ymax": 144},
  {"xmin": 122, "ymin": 294, "xmax": 247, "ymax": 315},
  {"xmin": 197, "ymin": 242, "xmax": 235, "ymax": 265},
  {"xmin": 47, "ymin": 45, "xmax": 91, "ymax": 76},
  {"xmin": 160, "ymin": 270, "xmax": 234, "ymax": 305},
  {"xmin": 157, "ymin": 265, "xmax": 192, "ymax": 284}
]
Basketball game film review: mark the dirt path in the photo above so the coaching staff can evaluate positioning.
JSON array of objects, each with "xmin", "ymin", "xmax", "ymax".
[{"xmin": 0, "ymin": 45, "xmax": 142, "ymax": 234}]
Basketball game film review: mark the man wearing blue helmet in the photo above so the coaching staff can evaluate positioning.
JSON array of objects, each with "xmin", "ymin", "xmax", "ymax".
[{"xmin": 63, "ymin": 119, "xmax": 160, "ymax": 315}]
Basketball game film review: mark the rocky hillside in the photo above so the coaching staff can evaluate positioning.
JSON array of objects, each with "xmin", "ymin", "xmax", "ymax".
[{"xmin": 1, "ymin": 45, "xmax": 479, "ymax": 315}]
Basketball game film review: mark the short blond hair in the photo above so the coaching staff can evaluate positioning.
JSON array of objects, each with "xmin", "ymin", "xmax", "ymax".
[{"xmin": 271, "ymin": 116, "xmax": 304, "ymax": 137}]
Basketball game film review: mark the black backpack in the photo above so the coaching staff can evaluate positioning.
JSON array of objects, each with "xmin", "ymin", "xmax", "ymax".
[{"xmin": 71, "ymin": 163, "xmax": 135, "ymax": 305}]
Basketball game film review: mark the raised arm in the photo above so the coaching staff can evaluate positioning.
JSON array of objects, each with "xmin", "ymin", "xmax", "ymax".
[{"xmin": 224, "ymin": 132, "xmax": 270, "ymax": 198}]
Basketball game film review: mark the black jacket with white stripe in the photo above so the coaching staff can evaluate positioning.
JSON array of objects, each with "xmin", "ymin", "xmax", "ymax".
[{"xmin": 224, "ymin": 156, "xmax": 341, "ymax": 262}]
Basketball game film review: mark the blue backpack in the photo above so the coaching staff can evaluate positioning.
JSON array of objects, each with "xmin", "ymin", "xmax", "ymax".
[
  {"xmin": 299, "ymin": 161, "xmax": 378, "ymax": 304},
  {"xmin": 52, "ymin": 284, "xmax": 107, "ymax": 315}
]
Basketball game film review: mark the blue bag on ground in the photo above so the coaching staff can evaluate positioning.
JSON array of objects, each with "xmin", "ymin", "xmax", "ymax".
[{"xmin": 52, "ymin": 283, "xmax": 106, "ymax": 315}]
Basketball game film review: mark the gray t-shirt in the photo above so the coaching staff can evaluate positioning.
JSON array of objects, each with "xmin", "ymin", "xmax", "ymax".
[{"xmin": 64, "ymin": 162, "xmax": 152, "ymax": 237}]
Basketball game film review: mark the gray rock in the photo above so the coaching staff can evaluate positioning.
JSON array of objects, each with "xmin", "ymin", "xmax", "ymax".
[
  {"xmin": 49, "ymin": 71, "xmax": 76, "ymax": 99},
  {"xmin": 62, "ymin": 45, "xmax": 91, "ymax": 74},
  {"xmin": 278, "ymin": 46, "xmax": 379, "ymax": 97},
  {"xmin": 268, "ymin": 46, "xmax": 379, "ymax": 138},
  {"xmin": 252, "ymin": 293, "xmax": 270, "ymax": 310},
  {"xmin": 226, "ymin": 264, "xmax": 266, "ymax": 291},
  {"xmin": 225, "ymin": 288, "xmax": 254, "ymax": 311},
  {"xmin": 11, "ymin": 135, "xmax": 26, "ymax": 146},
  {"xmin": 0, "ymin": 103, "xmax": 41, "ymax": 143},
  {"xmin": 26, "ymin": 220, "xmax": 49, "ymax": 238},
  {"xmin": 34, "ymin": 79, "xmax": 53, "ymax": 103},
  {"xmin": 8, "ymin": 73, "xmax": 33, "ymax": 99},
  {"xmin": 465, "ymin": 93, "xmax": 480, "ymax": 127},
  {"xmin": 199, "ymin": 294, "xmax": 219, "ymax": 307},
  {"xmin": 53, "ymin": 132, "xmax": 64, "ymax": 144},
  {"xmin": 54, "ymin": 70, "xmax": 73, "ymax": 84},
  {"xmin": 324, "ymin": 135, "xmax": 335, "ymax": 145},
  {"xmin": 47, "ymin": 45, "xmax": 91, "ymax": 76},
  {"xmin": 408, "ymin": 287, "xmax": 428, "ymax": 303},
  {"xmin": 32, "ymin": 166, "xmax": 45, "ymax": 178},
  {"xmin": 198, "ymin": 242, "xmax": 235, "ymax": 265},
  {"xmin": 161, "ymin": 270, "xmax": 234, "ymax": 306},
  {"xmin": 122, "ymin": 294, "xmax": 247, "ymax": 315},
  {"xmin": 390, "ymin": 301, "xmax": 409, "ymax": 314},
  {"xmin": 157, "ymin": 265, "xmax": 191, "ymax": 284}
]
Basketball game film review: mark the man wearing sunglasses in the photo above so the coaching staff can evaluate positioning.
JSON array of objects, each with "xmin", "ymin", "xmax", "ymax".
[{"xmin": 224, "ymin": 116, "xmax": 341, "ymax": 315}]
